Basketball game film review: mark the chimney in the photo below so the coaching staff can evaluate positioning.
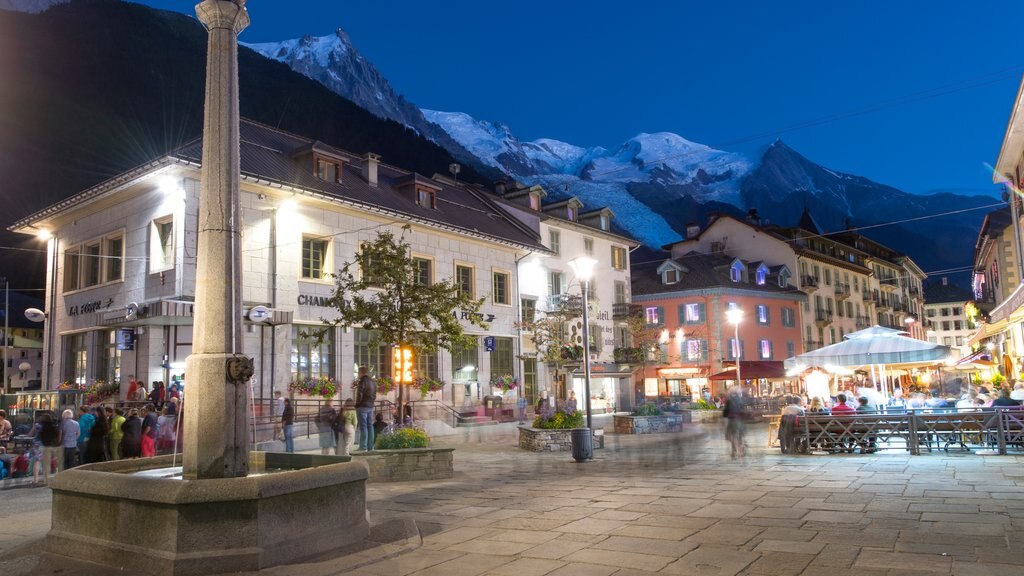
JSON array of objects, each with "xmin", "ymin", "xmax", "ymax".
[
  {"xmin": 362, "ymin": 152, "xmax": 380, "ymax": 187},
  {"xmin": 685, "ymin": 222, "xmax": 701, "ymax": 239},
  {"xmin": 942, "ymin": 277, "xmax": 948, "ymax": 286},
  {"xmin": 494, "ymin": 178, "xmax": 507, "ymax": 195}
]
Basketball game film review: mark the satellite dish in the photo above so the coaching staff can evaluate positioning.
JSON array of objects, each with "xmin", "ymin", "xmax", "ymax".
[
  {"xmin": 248, "ymin": 305, "xmax": 272, "ymax": 324},
  {"xmin": 25, "ymin": 308, "xmax": 45, "ymax": 323},
  {"xmin": 126, "ymin": 302, "xmax": 139, "ymax": 321}
]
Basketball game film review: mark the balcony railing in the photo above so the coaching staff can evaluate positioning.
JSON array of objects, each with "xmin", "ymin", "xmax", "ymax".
[
  {"xmin": 800, "ymin": 275, "xmax": 819, "ymax": 290},
  {"xmin": 804, "ymin": 339, "xmax": 823, "ymax": 351},
  {"xmin": 612, "ymin": 302, "xmax": 641, "ymax": 320},
  {"xmin": 835, "ymin": 283, "xmax": 850, "ymax": 299},
  {"xmin": 815, "ymin": 309, "xmax": 833, "ymax": 324},
  {"xmin": 548, "ymin": 293, "xmax": 582, "ymax": 314},
  {"xmin": 855, "ymin": 315, "xmax": 871, "ymax": 328}
]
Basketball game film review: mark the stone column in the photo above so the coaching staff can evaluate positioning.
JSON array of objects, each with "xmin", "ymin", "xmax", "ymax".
[{"xmin": 184, "ymin": 0, "xmax": 252, "ymax": 480}]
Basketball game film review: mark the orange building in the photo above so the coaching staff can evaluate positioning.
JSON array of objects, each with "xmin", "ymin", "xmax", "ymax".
[{"xmin": 631, "ymin": 251, "xmax": 806, "ymax": 400}]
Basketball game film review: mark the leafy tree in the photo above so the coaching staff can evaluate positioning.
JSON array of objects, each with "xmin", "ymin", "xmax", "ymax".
[{"xmin": 314, "ymin": 226, "xmax": 488, "ymax": 417}]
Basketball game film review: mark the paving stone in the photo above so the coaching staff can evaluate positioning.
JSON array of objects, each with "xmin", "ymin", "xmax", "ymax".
[
  {"xmin": 610, "ymin": 524, "xmax": 695, "ymax": 541},
  {"xmin": 745, "ymin": 506, "xmax": 808, "ymax": 519},
  {"xmin": 951, "ymin": 561, "xmax": 1024, "ymax": 576},
  {"xmin": 742, "ymin": 551, "xmax": 813, "ymax": 575},
  {"xmin": 854, "ymin": 549, "xmax": 953, "ymax": 573},
  {"xmin": 488, "ymin": 557, "xmax": 566, "ymax": 576},
  {"xmin": 593, "ymin": 535, "xmax": 694, "ymax": 558},
  {"xmin": 544, "ymin": 563, "xmax": 619, "ymax": 576},
  {"xmin": 689, "ymin": 502, "xmax": 755, "ymax": 519},
  {"xmin": 520, "ymin": 540, "xmax": 592, "ymax": 560},
  {"xmin": 660, "ymin": 545, "xmax": 759, "ymax": 575},
  {"xmin": 562, "ymin": 548, "xmax": 674, "ymax": 572},
  {"xmin": 446, "ymin": 539, "xmax": 537, "ymax": 556},
  {"xmin": 803, "ymin": 511, "xmax": 865, "ymax": 524},
  {"xmin": 752, "ymin": 539, "xmax": 825, "ymax": 555},
  {"xmin": 684, "ymin": 523, "xmax": 764, "ymax": 546},
  {"xmin": 552, "ymin": 517, "xmax": 627, "ymax": 535}
]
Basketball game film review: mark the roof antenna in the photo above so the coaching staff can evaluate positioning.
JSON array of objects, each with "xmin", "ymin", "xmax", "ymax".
[{"xmin": 448, "ymin": 163, "xmax": 461, "ymax": 182}]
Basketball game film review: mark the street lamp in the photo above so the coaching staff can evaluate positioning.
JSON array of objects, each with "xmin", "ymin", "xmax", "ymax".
[
  {"xmin": 568, "ymin": 256, "xmax": 597, "ymax": 430},
  {"xmin": 726, "ymin": 308, "xmax": 744, "ymax": 389}
]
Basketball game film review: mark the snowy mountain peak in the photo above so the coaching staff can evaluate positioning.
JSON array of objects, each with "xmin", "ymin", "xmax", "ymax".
[{"xmin": 246, "ymin": 30, "xmax": 350, "ymax": 69}]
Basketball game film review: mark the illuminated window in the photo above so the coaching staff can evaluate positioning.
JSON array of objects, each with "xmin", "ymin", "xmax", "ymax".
[
  {"xmin": 683, "ymin": 302, "xmax": 705, "ymax": 323},
  {"xmin": 730, "ymin": 261, "xmax": 744, "ymax": 282},
  {"xmin": 759, "ymin": 339, "xmax": 773, "ymax": 359},
  {"xmin": 611, "ymin": 246, "xmax": 627, "ymax": 270},
  {"xmin": 645, "ymin": 307, "xmax": 660, "ymax": 325},
  {"xmin": 685, "ymin": 339, "xmax": 707, "ymax": 361},
  {"xmin": 301, "ymin": 237, "xmax": 329, "ymax": 280},
  {"xmin": 756, "ymin": 304, "xmax": 769, "ymax": 325}
]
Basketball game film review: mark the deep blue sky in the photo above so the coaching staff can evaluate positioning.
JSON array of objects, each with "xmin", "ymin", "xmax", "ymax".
[{"xmin": 137, "ymin": 0, "xmax": 1024, "ymax": 197}]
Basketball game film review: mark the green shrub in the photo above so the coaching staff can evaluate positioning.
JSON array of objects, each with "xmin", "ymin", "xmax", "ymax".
[
  {"xmin": 532, "ymin": 410, "xmax": 585, "ymax": 429},
  {"xmin": 375, "ymin": 427, "xmax": 430, "ymax": 449},
  {"xmin": 691, "ymin": 399, "xmax": 717, "ymax": 411},
  {"xmin": 633, "ymin": 403, "xmax": 662, "ymax": 416}
]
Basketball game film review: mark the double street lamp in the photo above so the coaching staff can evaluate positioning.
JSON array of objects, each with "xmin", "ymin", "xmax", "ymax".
[
  {"xmin": 568, "ymin": 256, "xmax": 597, "ymax": 430},
  {"xmin": 726, "ymin": 308, "xmax": 744, "ymax": 388}
]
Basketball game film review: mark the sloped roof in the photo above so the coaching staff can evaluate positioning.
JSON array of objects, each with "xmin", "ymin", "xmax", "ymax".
[{"xmin": 632, "ymin": 251, "xmax": 804, "ymax": 297}]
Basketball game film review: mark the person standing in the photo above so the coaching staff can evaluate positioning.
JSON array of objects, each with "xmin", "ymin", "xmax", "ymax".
[
  {"xmin": 76, "ymin": 405, "xmax": 94, "ymax": 465},
  {"xmin": 0, "ymin": 410, "xmax": 12, "ymax": 450},
  {"xmin": 272, "ymin": 391, "xmax": 285, "ymax": 441},
  {"xmin": 85, "ymin": 406, "xmax": 109, "ymax": 463},
  {"xmin": 120, "ymin": 409, "xmax": 143, "ymax": 459},
  {"xmin": 107, "ymin": 407, "xmax": 125, "ymax": 460},
  {"xmin": 282, "ymin": 398, "xmax": 294, "ymax": 453},
  {"xmin": 355, "ymin": 367, "xmax": 377, "ymax": 452},
  {"xmin": 126, "ymin": 375, "xmax": 138, "ymax": 403},
  {"xmin": 32, "ymin": 412, "xmax": 61, "ymax": 485},
  {"xmin": 337, "ymin": 399, "xmax": 357, "ymax": 456},
  {"xmin": 140, "ymin": 404, "xmax": 158, "ymax": 457},
  {"xmin": 59, "ymin": 409, "xmax": 80, "ymax": 471},
  {"xmin": 316, "ymin": 400, "xmax": 337, "ymax": 455}
]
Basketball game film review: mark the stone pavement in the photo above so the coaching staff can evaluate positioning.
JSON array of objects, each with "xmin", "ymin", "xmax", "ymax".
[{"xmin": 2, "ymin": 418, "xmax": 1024, "ymax": 575}]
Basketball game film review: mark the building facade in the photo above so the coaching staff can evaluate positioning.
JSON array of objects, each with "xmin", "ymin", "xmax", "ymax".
[
  {"xmin": 923, "ymin": 278, "xmax": 974, "ymax": 358},
  {"xmin": 9, "ymin": 120, "xmax": 550, "ymax": 406}
]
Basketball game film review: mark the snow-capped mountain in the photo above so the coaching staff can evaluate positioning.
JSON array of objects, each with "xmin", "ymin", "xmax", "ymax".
[
  {"xmin": 244, "ymin": 31, "xmax": 481, "ymax": 169},
  {"xmin": 238, "ymin": 25, "xmax": 991, "ymax": 277}
]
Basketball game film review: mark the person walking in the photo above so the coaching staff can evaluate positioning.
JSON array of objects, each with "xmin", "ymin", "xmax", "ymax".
[
  {"xmin": 140, "ymin": 405, "xmax": 158, "ymax": 458},
  {"xmin": 355, "ymin": 367, "xmax": 377, "ymax": 452},
  {"xmin": 31, "ymin": 412, "xmax": 61, "ymax": 485},
  {"xmin": 723, "ymin": 387, "xmax": 748, "ymax": 459},
  {"xmin": 120, "ymin": 409, "xmax": 143, "ymax": 459},
  {"xmin": 282, "ymin": 398, "xmax": 294, "ymax": 453},
  {"xmin": 59, "ymin": 409, "xmax": 79, "ymax": 471},
  {"xmin": 317, "ymin": 400, "xmax": 337, "ymax": 455}
]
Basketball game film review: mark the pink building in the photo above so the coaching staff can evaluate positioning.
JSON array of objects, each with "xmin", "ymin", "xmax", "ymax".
[{"xmin": 631, "ymin": 251, "xmax": 806, "ymax": 399}]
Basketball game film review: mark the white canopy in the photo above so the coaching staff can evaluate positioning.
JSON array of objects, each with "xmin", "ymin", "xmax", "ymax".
[{"xmin": 784, "ymin": 325, "xmax": 953, "ymax": 370}]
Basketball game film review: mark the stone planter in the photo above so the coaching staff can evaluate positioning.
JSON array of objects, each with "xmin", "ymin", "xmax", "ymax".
[
  {"xmin": 349, "ymin": 448, "xmax": 453, "ymax": 482},
  {"xmin": 518, "ymin": 427, "xmax": 604, "ymax": 452},
  {"xmin": 688, "ymin": 409, "xmax": 723, "ymax": 423},
  {"xmin": 613, "ymin": 414, "xmax": 684, "ymax": 434}
]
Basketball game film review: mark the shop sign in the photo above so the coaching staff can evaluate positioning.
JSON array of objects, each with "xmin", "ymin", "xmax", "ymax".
[
  {"xmin": 297, "ymin": 294, "xmax": 332, "ymax": 307},
  {"xmin": 453, "ymin": 310, "xmax": 496, "ymax": 323},
  {"xmin": 68, "ymin": 298, "xmax": 113, "ymax": 316},
  {"xmin": 484, "ymin": 336, "xmax": 495, "ymax": 351},
  {"xmin": 116, "ymin": 328, "xmax": 135, "ymax": 351}
]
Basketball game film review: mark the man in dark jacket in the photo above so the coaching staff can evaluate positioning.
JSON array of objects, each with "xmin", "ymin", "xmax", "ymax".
[{"xmin": 355, "ymin": 367, "xmax": 377, "ymax": 451}]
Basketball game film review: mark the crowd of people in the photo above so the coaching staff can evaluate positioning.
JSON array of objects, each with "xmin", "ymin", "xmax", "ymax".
[
  {"xmin": 282, "ymin": 366, "xmax": 381, "ymax": 455},
  {"xmin": 0, "ymin": 373, "xmax": 184, "ymax": 484}
]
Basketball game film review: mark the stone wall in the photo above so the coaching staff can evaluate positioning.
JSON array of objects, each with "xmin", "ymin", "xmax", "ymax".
[
  {"xmin": 613, "ymin": 414, "xmax": 684, "ymax": 434},
  {"xmin": 350, "ymin": 448, "xmax": 454, "ymax": 482},
  {"xmin": 518, "ymin": 427, "xmax": 604, "ymax": 452},
  {"xmin": 689, "ymin": 409, "xmax": 723, "ymax": 424}
]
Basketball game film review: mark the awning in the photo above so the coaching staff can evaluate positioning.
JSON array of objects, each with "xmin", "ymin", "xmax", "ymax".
[
  {"xmin": 967, "ymin": 319, "xmax": 1007, "ymax": 347},
  {"xmin": 571, "ymin": 362, "xmax": 635, "ymax": 378},
  {"xmin": 709, "ymin": 360, "xmax": 786, "ymax": 381}
]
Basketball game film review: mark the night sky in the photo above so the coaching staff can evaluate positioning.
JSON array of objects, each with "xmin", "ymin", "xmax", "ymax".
[{"xmin": 135, "ymin": 0, "xmax": 1024, "ymax": 198}]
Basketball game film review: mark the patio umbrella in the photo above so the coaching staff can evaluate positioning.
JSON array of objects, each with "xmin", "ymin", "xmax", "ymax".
[{"xmin": 784, "ymin": 325, "xmax": 953, "ymax": 370}]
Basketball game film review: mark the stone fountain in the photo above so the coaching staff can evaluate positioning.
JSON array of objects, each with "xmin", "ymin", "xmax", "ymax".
[{"xmin": 44, "ymin": 2, "xmax": 369, "ymax": 573}]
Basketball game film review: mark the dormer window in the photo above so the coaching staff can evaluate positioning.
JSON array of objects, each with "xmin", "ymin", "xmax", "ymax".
[
  {"xmin": 599, "ymin": 214, "xmax": 609, "ymax": 230},
  {"xmin": 730, "ymin": 261, "xmax": 744, "ymax": 283},
  {"xmin": 315, "ymin": 157, "xmax": 342, "ymax": 183},
  {"xmin": 664, "ymin": 269, "xmax": 680, "ymax": 284},
  {"xmin": 416, "ymin": 188, "xmax": 436, "ymax": 209},
  {"xmin": 567, "ymin": 206, "xmax": 578, "ymax": 221},
  {"xmin": 778, "ymin": 270, "xmax": 790, "ymax": 288},
  {"xmin": 529, "ymin": 193, "xmax": 540, "ymax": 210},
  {"xmin": 756, "ymin": 265, "xmax": 768, "ymax": 286}
]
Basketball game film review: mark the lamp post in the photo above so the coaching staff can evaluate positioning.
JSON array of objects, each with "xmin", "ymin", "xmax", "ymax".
[
  {"xmin": 1, "ymin": 276, "xmax": 7, "ymax": 395},
  {"xmin": 726, "ymin": 308, "xmax": 744, "ymax": 390},
  {"xmin": 568, "ymin": 256, "xmax": 597, "ymax": 430}
]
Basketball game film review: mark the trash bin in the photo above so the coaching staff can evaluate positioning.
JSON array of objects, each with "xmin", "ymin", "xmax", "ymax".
[{"xmin": 571, "ymin": 428, "xmax": 593, "ymax": 462}]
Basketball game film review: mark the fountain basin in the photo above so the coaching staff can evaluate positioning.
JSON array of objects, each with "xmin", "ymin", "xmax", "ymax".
[{"xmin": 46, "ymin": 453, "xmax": 368, "ymax": 575}]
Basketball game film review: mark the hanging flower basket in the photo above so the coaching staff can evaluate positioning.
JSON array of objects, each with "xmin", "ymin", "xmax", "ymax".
[
  {"xmin": 490, "ymin": 374, "xmax": 518, "ymax": 393},
  {"xmin": 289, "ymin": 375, "xmax": 337, "ymax": 398},
  {"xmin": 559, "ymin": 344, "xmax": 584, "ymax": 362},
  {"xmin": 376, "ymin": 376, "xmax": 395, "ymax": 395},
  {"xmin": 83, "ymin": 379, "xmax": 119, "ymax": 405},
  {"xmin": 415, "ymin": 377, "xmax": 444, "ymax": 398},
  {"xmin": 57, "ymin": 380, "xmax": 86, "ymax": 392}
]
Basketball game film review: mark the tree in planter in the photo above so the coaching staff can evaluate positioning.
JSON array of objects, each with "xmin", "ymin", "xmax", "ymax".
[
  {"xmin": 515, "ymin": 291, "xmax": 585, "ymax": 401},
  {"xmin": 311, "ymin": 226, "xmax": 488, "ymax": 420}
]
